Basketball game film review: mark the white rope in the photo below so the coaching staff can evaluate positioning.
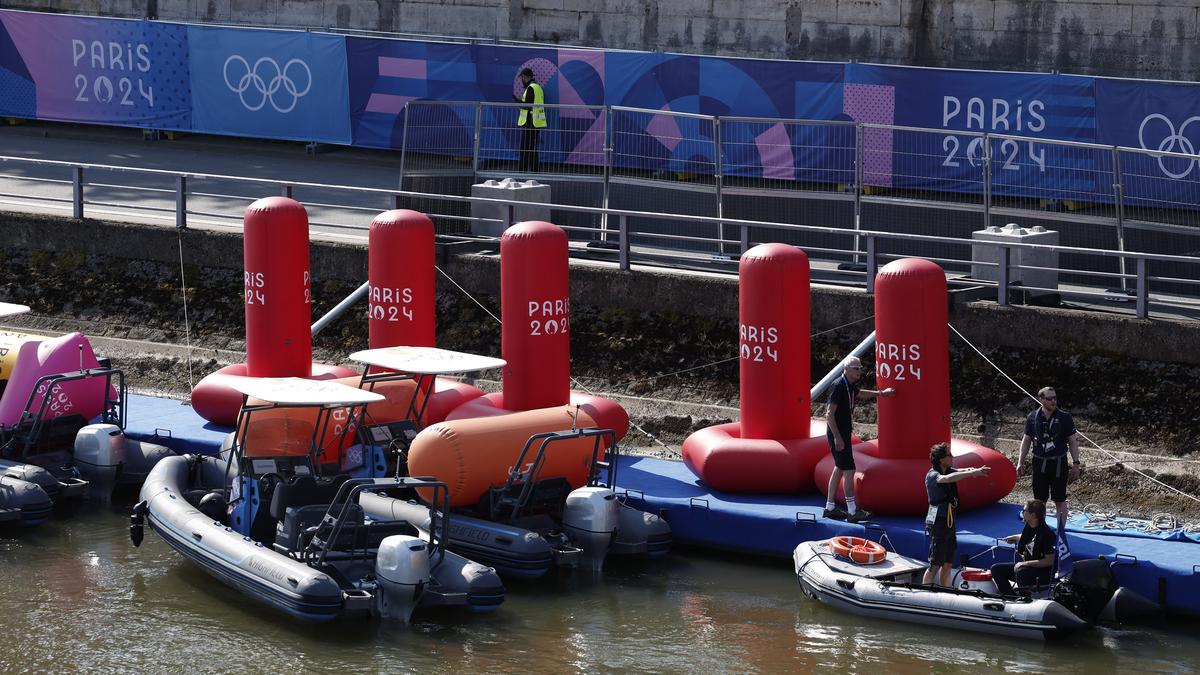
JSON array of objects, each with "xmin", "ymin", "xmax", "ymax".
[
  {"xmin": 949, "ymin": 322, "xmax": 1200, "ymax": 507},
  {"xmin": 176, "ymin": 230, "xmax": 196, "ymax": 395},
  {"xmin": 435, "ymin": 266, "xmax": 501, "ymax": 325}
]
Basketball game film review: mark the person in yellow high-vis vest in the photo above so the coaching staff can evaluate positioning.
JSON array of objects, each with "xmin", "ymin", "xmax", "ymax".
[{"xmin": 514, "ymin": 67, "xmax": 546, "ymax": 172}]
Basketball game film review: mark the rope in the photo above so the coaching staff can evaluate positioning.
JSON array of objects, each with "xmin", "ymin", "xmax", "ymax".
[
  {"xmin": 1077, "ymin": 503, "xmax": 1200, "ymax": 537},
  {"xmin": 949, "ymin": 322, "xmax": 1200, "ymax": 507},
  {"xmin": 176, "ymin": 229, "xmax": 196, "ymax": 395},
  {"xmin": 435, "ymin": 266, "xmax": 500, "ymax": 325}
]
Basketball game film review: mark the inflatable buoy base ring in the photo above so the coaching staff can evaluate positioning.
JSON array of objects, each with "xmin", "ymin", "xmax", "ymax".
[{"xmin": 190, "ymin": 362, "xmax": 360, "ymax": 427}]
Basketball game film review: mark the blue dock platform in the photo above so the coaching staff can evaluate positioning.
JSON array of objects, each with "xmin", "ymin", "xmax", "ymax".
[{"xmin": 125, "ymin": 393, "xmax": 1200, "ymax": 616}]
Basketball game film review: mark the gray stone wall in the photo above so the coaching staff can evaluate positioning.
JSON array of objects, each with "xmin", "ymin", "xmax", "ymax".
[{"xmin": 6, "ymin": 0, "xmax": 1199, "ymax": 80}]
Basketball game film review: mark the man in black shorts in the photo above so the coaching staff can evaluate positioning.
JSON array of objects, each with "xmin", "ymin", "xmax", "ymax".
[
  {"xmin": 823, "ymin": 356, "xmax": 895, "ymax": 523},
  {"xmin": 1017, "ymin": 386, "xmax": 1082, "ymax": 523},
  {"xmin": 923, "ymin": 442, "xmax": 990, "ymax": 586}
]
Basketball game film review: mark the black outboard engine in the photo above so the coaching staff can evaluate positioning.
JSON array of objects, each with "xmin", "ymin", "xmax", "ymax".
[{"xmin": 1056, "ymin": 558, "xmax": 1160, "ymax": 624}]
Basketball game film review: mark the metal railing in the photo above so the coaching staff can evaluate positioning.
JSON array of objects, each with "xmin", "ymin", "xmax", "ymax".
[{"xmin": 0, "ymin": 150, "xmax": 1197, "ymax": 322}]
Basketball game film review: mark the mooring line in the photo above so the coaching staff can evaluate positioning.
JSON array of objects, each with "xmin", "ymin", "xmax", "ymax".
[{"xmin": 949, "ymin": 322, "xmax": 1200, "ymax": 506}]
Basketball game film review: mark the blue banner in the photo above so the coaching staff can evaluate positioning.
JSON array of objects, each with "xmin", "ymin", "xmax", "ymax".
[
  {"xmin": 187, "ymin": 26, "xmax": 350, "ymax": 144},
  {"xmin": 845, "ymin": 64, "xmax": 1098, "ymax": 197},
  {"xmin": 0, "ymin": 11, "xmax": 190, "ymax": 129},
  {"xmin": 1097, "ymin": 79, "xmax": 1200, "ymax": 207}
]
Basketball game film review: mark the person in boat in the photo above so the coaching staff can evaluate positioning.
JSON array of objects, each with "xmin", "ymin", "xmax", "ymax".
[
  {"xmin": 823, "ymin": 356, "xmax": 896, "ymax": 523},
  {"xmin": 923, "ymin": 442, "xmax": 991, "ymax": 587},
  {"xmin": 990, "ymin": 498, "xmax": 1056, "ymax": 596},
  {"xmin": 1017, "ymin": 386, "xmax": 1082, "ymax": 523}
]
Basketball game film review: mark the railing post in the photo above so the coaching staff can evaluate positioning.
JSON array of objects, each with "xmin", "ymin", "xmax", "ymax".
[
  {"xmin": 175, "ymin": 175, "xmax": 187, "ymax": 229},
  {"xmin": 398, "ymin": 102, "xmax": 411, "ymax": 191},
  {"xmin": 601, "ymin": 106, "xmax": 613, "ymax": 243},
  {"xmin": 471, "ymin": 101, "xmax": 483, "ymax": 180},
  {"xmin": 865, "ymin": 235, "xmax": 877, "ymax": 294},
  {"xmin": 1112, "ymin": 147, "xmax": 1128, "ymax": 292},
  {"xmin": 501, "ymin": 202, "xmax": 514, "ymax": 233},
  {"xmin": 281, "ymin": 184, "xmax": 293, "ymax": 199},
  {"xmin": 853, "ymin": 124, "xmax": 864, "ymax": 265},
  {"xmin": 1136, "ymin": 257, "xmax": 1148, "ymax": 319},
  {"xmin": 71, "ymin": 167, "xmax": 84, "ymax": 220},
  {"xmin": 982, "ymin": 133, "xmax": 993, "ymax": 230},
  {"xmin": 393, "ymin": 194, "xmax": 403, "ymax": 210},
  {"xmin": 714, "ymin": 116, "xmax": 726, "ymax": 257},
  {"xmin": 997, "ymin": 245, "xmax": 1010, "ymax": 307},
  {"xmin": 618, "ymin": 214, "xmax": 630, "ymax": 271}
]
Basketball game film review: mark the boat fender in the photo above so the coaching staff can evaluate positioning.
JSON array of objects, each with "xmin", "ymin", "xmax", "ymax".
[
  {"xmin": 830, "ymin": 536, "xmax": 887, "ymax": 565},
  {"xmin": 130, "ymin": 500, "xmax": 147, "ymax": 547}
]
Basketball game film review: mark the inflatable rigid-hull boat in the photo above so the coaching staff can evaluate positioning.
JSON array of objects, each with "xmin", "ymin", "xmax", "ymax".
[
  {"xmin": 792, "ymin": 539, "xmax": 1089, "ymax": 640},
  {"xmin": 136, "ymin": 455, "xmax": 504, "ymax": 621}
]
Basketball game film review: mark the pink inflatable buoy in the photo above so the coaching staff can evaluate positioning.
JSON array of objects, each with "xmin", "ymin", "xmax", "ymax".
[{"xmin": 0, "ymin": 332, "xmax": 109, "ymax": 426}]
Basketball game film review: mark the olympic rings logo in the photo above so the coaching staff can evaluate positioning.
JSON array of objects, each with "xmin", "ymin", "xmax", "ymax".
[
  {"xmin": 223, "ymin": 55, "xmax": 312, "ymax": 113},
  {"xmin": 1138, "ymin": 113, "xmax": 1200, "ymax": 179}
]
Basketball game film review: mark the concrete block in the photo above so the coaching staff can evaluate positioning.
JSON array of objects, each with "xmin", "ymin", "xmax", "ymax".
[
  {"xmin": 397, "ymin": 2, "xmax": 430, "ymax": 30},
  {"xmin": 949, "ymin": 0, "xmax": 995, "ymax": 31},
  {"xmin": 798, "ymin": 0, "xmax": 838, "ymax": 23},
  {"xmin": 97, "ymin": 0, "xmax": 143, "ymax": 17},
  {"xmin": 1131, "ymin": 5, "xmax": 1197, "ymax": 38},
  {"xmin": 879, "ymin": 24, "xmax": 913, "ymax": 59},
  {"xmin": 712, "ymin": 0, "xmax": 784, "ymax": 21},
  {"xmin": 470, "ymin": 178, "xmax": 552, "ymax": 237},
  {"xmin": 229, "ymin": 0, "xmax": 283, "ymax": 25},
  {"xmin": 523, "ymin": 0, "xmax": 563, "ymax": 10},
  {"xmin": 971, "ymin": 223, "xmax": 1059, "ymax": 295},
  {"xmin": 275, "ymin": 0, "xmax": 324, "ymax": 25},
  {"xmin": 837, "ymin": 0, "xmax": 902, "ymax": 27},
  {"xmin": 423, "ymin": 4, "xmax": 502, "ymax": 36},
  {"xmin": 796, "ymin": 22, "xmax": 881, "ymax": 61},
  {"xmin": 157, "ymin": 0, "xmax": 233, "ymax": 22},
  {"xmin": 659, "ymin": 0, "xmax": 714, "ymax": 19},
  {"xmin": 322, "ymin": 0, "xmax": 382, "ymax": 30},
  {"xmin": 994, "ymin": 1, "xmax": 1132, "ymax": 36},
  {"xmin": 580, "ymin": 11, "xmax": 645, "ymax": 48},
  {"xmin": 531, "ymin": 9, "xmax": 581, "ymax": 40}
]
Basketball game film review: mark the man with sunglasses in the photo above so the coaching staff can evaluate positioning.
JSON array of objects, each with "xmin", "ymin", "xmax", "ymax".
[
  {"xmin": 1017, "ymin": 387, "xmax": 1082, "ymax": 523},
  {"xmin": 823, "ymin": 356, "xmax": 895, "ymax": 523}
]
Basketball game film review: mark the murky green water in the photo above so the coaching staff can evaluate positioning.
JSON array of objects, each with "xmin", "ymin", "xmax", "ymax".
[{"xmin": 0, "ymin": 505, "xmax": 1197, "ymax": 674}]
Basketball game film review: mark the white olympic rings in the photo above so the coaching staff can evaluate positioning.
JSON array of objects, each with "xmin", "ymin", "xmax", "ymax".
[
  {"xmin": 1137, "ymin": 113, "xmax": 1200, "ymax": 179},
  {"xmin": 223, "ymin": 55, "xmax": 312, "ymax": 114}
]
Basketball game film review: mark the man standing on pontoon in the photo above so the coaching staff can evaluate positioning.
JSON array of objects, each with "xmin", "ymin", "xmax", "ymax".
[
  {"xmin": 1017, "ymin": 386, "xmax": 1082, "ymax": 524},
  {"xmin": 823, "ymin": 356, "xmax": 895, "ymax": 523}
]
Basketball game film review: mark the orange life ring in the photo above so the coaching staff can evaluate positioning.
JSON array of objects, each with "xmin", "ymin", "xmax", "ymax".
[{"xmin": 830, "ymin": 536, "xmax": 887, "ymax": 565}]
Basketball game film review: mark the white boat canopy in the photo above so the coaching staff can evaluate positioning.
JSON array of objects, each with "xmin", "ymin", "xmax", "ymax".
[
  {"xmin": 230, "ymin": 377, "xmax": 386, "ymax": 406},
  {"xmin": 349, "ymin": 346, "xmax": 506, "ymax": 375},
  {"xmin": 0, "ymin": 302, "xmax": 31, "ymax": 319}
]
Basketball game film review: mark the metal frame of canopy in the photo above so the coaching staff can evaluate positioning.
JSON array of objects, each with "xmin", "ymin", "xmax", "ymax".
[{"xmin": 348, "ymin": 346, "xmax": 506, "ymax": 428}]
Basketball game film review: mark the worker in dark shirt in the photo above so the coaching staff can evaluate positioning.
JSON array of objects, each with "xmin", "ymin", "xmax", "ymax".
[
  {"xmin": 923, "ymin": 442, "xmax": 990, "ymax": 587},
  {"xmin": 990, "ymin": 498, "xmax": 1056, "ymax": 595},
  {"xmin": 1017, "ymin": 386, "xmax": 1082, "ymax": 523},
  {"xmin": 823, "ymin": 356, "xmax": 895, "ymax": 523}
]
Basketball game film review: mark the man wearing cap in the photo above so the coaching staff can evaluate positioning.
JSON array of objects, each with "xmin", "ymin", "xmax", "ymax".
[{"xmin": 513, "ymin": 67, "xmax": 546, "ymax": 172}]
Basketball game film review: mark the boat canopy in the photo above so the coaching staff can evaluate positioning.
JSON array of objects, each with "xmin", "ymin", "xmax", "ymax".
[
  {"xmin": 349, "ymin": 346, "xmax": 506, "ymax": 375},
  {"xmin": 229, "ymin": 377, "xmax": 385, "ymax": 406},
  {"xmin": 0, "ymin": 302, "xmax": 31, "ymax": 319}
]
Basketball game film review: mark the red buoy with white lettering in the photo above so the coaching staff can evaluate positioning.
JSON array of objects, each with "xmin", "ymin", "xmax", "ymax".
[
  {"xmin": 244, "ymin": 197, "xmax": 312, "ymax": 377},
  {"xmin": 813, "ymin": 258, "xmax": 1016, "ymax": 514},
  {"xmin": 682, "ymin": 243, "xmax": 828, "ymax": 493},
  {"xmin": 447, "ymin": 221, "xmax": 628, "ymax": 439},
  {"xmin": 191, "ymin": 197, "xmax": 357, "ymax": 425},
  {"xmin": 369, "ymin": 210, "xmax": 435, "ymax": 349},
  {"xmin": 499, "ymin": 220, "xmax": 570, "ymax": 410}
]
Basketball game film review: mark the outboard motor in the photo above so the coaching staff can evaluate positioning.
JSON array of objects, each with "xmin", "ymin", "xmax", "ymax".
[
  {"xmin": 74, "ymin": 424, "xmax": 173, "ymax": 500},
  {"xmin": 1059, "ymin": 558, "xmax": 1160, "ymax": 624},
  {"xmin": 374, "ymin": 534, "xmax": 430, "ymax": 622},
  {"xmin": 562, "ymin": 487, "xmax": 619, "ymax": 573}
]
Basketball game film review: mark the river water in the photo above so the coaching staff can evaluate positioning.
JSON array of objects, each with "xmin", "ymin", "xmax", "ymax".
[{"xmin": 1, "ymin": 504, "xmax": 1197, "ymax": 674}]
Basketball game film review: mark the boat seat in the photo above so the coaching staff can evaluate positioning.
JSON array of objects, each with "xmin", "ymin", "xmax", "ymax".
[
  {"xmin": 268, "ymin": 474, "xmax": 350, "ymax": 521},
  {"xmin": 275, "ymin": 503, "xmax": 417, "ymax": 554}
]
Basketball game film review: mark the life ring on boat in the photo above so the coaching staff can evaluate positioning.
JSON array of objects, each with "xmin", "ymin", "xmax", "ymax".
[{"xmin": 830, "ymin": 536, "xmax": 887, "ymax": 565}]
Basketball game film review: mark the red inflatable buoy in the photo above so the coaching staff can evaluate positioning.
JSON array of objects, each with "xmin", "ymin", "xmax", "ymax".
[
  {"xmin": 682, "ymin": 243, "xmax": 828, "ymax": 493},
  {"xmin": 814, "ymin": 258, "xmax": 1016, "ymax": 514},
  {"xmin": 368, "ymin": 210, "xmax": 435, "ymax": 349}
]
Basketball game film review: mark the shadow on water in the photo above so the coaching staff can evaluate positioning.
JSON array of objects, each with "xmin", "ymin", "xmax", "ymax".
[{"xmin": 0, "ymin": 512, "xmax": 1197, "ymax": 673}]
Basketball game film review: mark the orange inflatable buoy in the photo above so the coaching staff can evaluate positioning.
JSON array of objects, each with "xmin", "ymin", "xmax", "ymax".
[{"xmin": 830, "ymin": 536, "xmax": 887, "ymax": 565}]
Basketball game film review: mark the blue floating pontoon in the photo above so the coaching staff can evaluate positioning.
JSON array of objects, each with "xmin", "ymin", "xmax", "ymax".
[{"xmin": 124, "ymin": 393, "xmax": 1200, "ymax": 616}]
